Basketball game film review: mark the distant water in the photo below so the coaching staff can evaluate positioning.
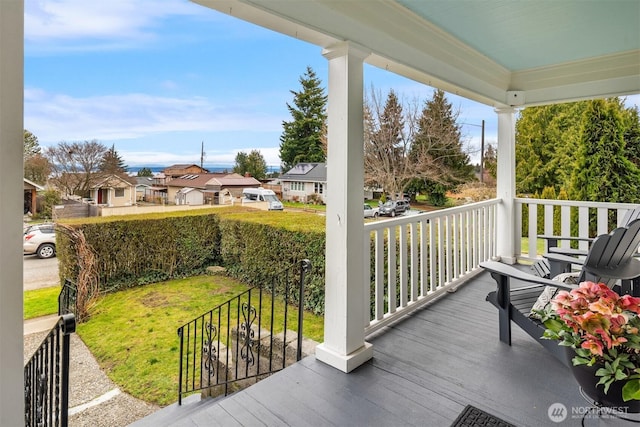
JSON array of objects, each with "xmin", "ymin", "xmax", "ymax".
[{"xmin": 127, "ymin": 165, "xmax": 281, "ymax": 174}]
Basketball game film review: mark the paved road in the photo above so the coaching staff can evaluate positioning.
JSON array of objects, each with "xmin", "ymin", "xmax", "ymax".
[{"xmin": 23, "ymin": 255, "xmax": 59, "ymax": 291}]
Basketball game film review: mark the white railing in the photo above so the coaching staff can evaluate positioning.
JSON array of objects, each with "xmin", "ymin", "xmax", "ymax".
[
  {"xmin": 515, "ymin": 198, "xmax": 639, "ymax": 259},
  {"xmin": 364, "ymin": 199, "xmax": 499, "ymax": 335}
]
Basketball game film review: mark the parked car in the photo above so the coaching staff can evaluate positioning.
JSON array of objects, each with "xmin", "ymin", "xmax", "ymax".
[
  {"xmin": 364, "ymin": 204, "xmax": 379, "ymax": 218},
  {"xmin": 379, "ymin": 200, "xmax": 409, "ymax": 217},
  {"xmin": 23, "ymin": 224, "xmax": 56, "ymax": 259}
]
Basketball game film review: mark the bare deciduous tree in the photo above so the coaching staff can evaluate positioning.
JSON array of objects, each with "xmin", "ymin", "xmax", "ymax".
[
  {"xmin": 46, "ymin": 140, "xmax": 107, "ymax": 197},
  {"xmin": 364, "ymin": 87, "xmax": 474, "ymax": 202}
]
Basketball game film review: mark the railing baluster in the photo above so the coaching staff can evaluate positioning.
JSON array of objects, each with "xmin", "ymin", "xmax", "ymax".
[
  {"xmin": 176, "ymin": 260, "xmax": 312, "ymax": 403},
  {"xmin": 364, "ymin": 200, "xmax": 500, "ymax": 335},
  {"xmin": 24, "ymin": 314, "xmax": 75, "ymax": 427}
]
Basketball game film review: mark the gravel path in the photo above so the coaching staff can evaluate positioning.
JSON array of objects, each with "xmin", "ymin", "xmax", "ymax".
[{"xmin": 25, "ymin": 328, "xmax": 160, "ymax": 426}]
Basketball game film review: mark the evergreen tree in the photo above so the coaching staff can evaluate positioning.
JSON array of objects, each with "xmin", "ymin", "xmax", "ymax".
[
  {"xmin": 410, "ymin": 89, "xmax": 473, "ymax": 203},
  {"xmin": 24, "ymin": 129, "xmax": 41, "ymax": 161},
  {"xmin": 23, "ymin": 129, "xmax": 52, "ymax": 185},
  {"xmin": 233, "ymin": 150, "xmax": 267, "ymax": 180},
  {"xmin": 515, "ymin": 102, "xmax": 586, "ymax": 194},
  {"xmin": 100, "ymin": 144, "xmax": 128, "ymax": 174},
  {"xmin": 570, "ymin": 99, "xmax": 640, "ymax": 204},
  {"xmin": 137, "ymin": 167, "xmax": 153, "ymax": 177},
  {"xmin": 483, "ymin": 143, "xmax": 497, "ymax": 184},
  {"xmin": 279, "ymin": 66, "xmax": 327, "ymax": 171},
  {"xmin": 621, "ymin": 103, "xmax": 640, "ymax": 167}
]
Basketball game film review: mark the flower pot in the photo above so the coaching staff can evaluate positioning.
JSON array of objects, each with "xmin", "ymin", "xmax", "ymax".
[{"xmin": 565, "ymin": 348, "xmax": 640, "ymax": 413}]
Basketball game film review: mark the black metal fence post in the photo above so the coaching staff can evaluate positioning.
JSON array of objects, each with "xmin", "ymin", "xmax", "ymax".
[
  {"xmin": 297, "ymin": 259, "xmax": 311, "ymax": 361},
  {"xmin": 177, "ymin": 259, "xmax": 313, "ymax": 404},
  {"xmin": 24, "ymin": 313, "xmax": 75, "ymax": 427}
]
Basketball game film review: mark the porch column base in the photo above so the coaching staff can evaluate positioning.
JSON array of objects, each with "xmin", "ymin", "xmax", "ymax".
[
  {"xmin": 315, "ymin": 342, "xmax": 373, "ymax": 373},
  {"xmin": 497, "ymin": 255, "xmax": 517, "ymax": 265}
]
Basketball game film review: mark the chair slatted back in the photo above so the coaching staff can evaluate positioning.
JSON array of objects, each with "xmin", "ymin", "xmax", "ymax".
[
  {"xmin": 581, "ymin": 219, "xmax": 640, "ymax": 285},
  {"xmin": 619, "ymin": 206, "xmax": 640, "ymax": 227}
]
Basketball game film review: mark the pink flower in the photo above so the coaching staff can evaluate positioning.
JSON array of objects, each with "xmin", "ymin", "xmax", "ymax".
[
  {"xmin": 581, "ymin": 335, "xmax": 604, "ymax": 357},
  {"xmin": 620, "ymin": 295, "xmax": 640, "ymax": 313}
]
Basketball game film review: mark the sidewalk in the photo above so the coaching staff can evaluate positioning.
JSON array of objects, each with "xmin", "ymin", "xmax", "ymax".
[{"xmin": 24, "ymin": 316, "xmax": 160, "ymax": 427}]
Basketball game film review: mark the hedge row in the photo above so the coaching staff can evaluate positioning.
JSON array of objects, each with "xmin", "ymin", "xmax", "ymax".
[{"xmin": 57, "ymin": 208, "xmax": 327, "ymax": 314}]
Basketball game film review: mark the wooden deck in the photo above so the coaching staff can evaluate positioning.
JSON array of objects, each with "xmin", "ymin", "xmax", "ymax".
[{"xmin": 133, "ymin": 270, "xmax": 632, "ymax": 426}]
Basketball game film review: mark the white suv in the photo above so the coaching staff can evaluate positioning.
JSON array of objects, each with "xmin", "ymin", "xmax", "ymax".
[{"xmin": 23, "ymin": 224, "xmax": 56, "ymax": 259}]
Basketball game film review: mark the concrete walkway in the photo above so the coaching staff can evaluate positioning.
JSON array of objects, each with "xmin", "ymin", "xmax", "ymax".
[{"xmin": 24, "ymin": 315, "xmax": 160, "ymax": 427}]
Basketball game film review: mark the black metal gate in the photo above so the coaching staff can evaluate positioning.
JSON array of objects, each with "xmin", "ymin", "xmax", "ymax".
[{"xmin": 177, "ymin": 259, "xmax": 312, "ymax": 404}]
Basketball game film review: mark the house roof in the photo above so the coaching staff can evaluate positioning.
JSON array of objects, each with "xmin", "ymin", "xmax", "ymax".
[
  {"xmin": 135, "ymin": 177, "xmax": 154, "ymax": 187},
  {"xmin": 90, "ymin": 174, "xmax": 136, "ymax": 189},
  {"xmin": 280, "ymin": 163, "xmax": 327, "ymax": 183},
  {"xmin": 163, "ymin": 164, "xmax": 208, "ymax": 175},
  {"xmin": 167, "ymin": 173, "xmax": 261, "ymax": 189},
  {"xmin": 167, "ymin": 173, "xmax": 219, "ymax": 189},
  {"xmin": 23, "ymin": 178, "xmax": 44, "ymax": 191},
  {"xmin": 208, "ymin": 173, "xmax": 261, "ymax": 187},
  {"xmin": 195, "ymin": 0, "xmax": 640, "ymax": 107}
]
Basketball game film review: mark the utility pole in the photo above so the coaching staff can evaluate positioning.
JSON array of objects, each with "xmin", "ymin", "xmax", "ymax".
[
  {"xmin": 200, "ymin": 141, "xmax": 205, "ymax": 170},
  {"xmin": 480, "ymin": 120, "xmax": 485, "ymax": 183}
]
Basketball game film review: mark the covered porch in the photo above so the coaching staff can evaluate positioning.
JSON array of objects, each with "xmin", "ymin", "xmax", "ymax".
[
  {"xmin": 133, "ymin": 269, "xmax": 599, "ymax": 426},
  {"xmin": 0, "ymin": 1, "xmax": 639, "ymax": 425}
]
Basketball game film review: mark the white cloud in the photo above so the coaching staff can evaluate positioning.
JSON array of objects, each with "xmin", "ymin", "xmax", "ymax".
[
  {"xmin": 121, "ymin": 146, "xmax": 282, "ymax": 168},
  {"xmin": 25, "ymin": 88, "xmax": 283, "ymax": 143},
  {"xmin": 24, "ymin": 0, "xmax": 198, "ymax": 42}
]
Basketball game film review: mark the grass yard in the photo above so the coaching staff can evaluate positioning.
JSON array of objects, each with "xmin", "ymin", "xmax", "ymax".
[
  {"xmin": 76, "ymin": 274, "xmax": 324, "ymax": 406},
  {"xmin": 24, "ymin": 286, "xmax": 59, "ymax": 319}
]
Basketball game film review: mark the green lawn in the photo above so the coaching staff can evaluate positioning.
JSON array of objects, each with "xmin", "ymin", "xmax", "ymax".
[
  {"xmin": 24, "ymin": 286, "xmax": 60, "ymax": 319},
  {"xmin": 75, "ymin": 274, "xmax": 324, "ymax": 406},
  {"xmin": 521, "ymin": 237, "xmax": 545, "ymax": 257}
]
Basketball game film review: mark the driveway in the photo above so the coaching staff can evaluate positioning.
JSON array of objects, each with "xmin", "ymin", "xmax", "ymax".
[{"xmin": 23, "ymin": 255, "xmax": 59, "ymax": 291}]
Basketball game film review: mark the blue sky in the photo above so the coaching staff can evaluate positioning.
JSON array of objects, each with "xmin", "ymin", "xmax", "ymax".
[{"xmin": 25, "ymin": 0, "xmax": 639, "ymax": 170}]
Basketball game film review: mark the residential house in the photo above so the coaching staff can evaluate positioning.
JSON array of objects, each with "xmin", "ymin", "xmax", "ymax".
[
  {"xmin": 162, "ymin": 164, "xmax": 208, "ymax": 184},
  {"xmin": 167, "ymin": 172, "xmax": 261, "ymax": 205},
  {"xmin": 23, "ymin": 178, "xmax": 43, "ymax": 215},
  {"xmin": 1, "ymin": 1, "xmax": 638, "ymax": 425},
  {"xmin": 89, "ymin": 174, "xmax": 137, "ymax": 207},
  {"xmin": 134, "ymin": 176, "xmax": 153, "ymax": 202},
  {"xmin": 280, "ymin": 162, "xmax": 326, "ymax": 203}
]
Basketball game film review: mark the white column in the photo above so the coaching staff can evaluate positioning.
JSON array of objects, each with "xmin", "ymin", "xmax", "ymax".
[
  {"xmin": 315, "ymin": 41, "xmax": 373, "ymax": 372},
  {"xmin": 495, "ymin": 107, "xmax": 517, "ymax": 264},
  {"xmin": 0, "ymin": 0, "xmax": 25, "ymax": 424}
]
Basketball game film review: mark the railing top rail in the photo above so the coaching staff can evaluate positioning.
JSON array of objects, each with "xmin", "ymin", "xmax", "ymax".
[
  {"xmin": 515, "ymin": 198, "xmax": 639, "ymax": 210},
  {"xmin": 177, "ymin": 259, "xmax": 311, "ymax": 332},
  {"xmin": 25, "ymin": 314, "xmax": 75, "ymax": 366},
  {"xmin": 364, "ymin": 198, "xmax": 500, "ymax": 232}
]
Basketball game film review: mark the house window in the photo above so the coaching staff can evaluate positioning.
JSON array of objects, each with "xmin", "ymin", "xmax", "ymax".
[
  {"xmin": 314, "ymin": 183, "xmax": 324, "ymax": 194},
  {"xmin": 115, "ymin": 188, "xmax": 125, "ymax": 197},
  {"xmin": 290, "ymin": 182, "xmax": 305, "ymax": 191}
]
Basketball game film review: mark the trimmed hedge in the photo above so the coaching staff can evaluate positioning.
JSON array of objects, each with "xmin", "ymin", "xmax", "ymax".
[{"xmin": 57, "ymin": 208, "xmax": 327, "ymax": 314}]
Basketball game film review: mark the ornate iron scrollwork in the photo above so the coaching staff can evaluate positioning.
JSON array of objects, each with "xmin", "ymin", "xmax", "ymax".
[
  {"xmin": 239, "ymin": 302, "xmax": 257, "ymax": 365},
  {"xmin": 202, "ymin": 322, "xmax": 218, "ymax": 378}
]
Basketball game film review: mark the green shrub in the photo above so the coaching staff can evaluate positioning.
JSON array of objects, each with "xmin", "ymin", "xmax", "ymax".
[{"xmin": 58, "ymin": 208, "xmax": 327, "ymax": 315}]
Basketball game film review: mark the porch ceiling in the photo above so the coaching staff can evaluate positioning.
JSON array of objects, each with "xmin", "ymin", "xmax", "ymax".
[{"xmin": 193, "ymin": 0, "xmax": 639, "ymax": 107}]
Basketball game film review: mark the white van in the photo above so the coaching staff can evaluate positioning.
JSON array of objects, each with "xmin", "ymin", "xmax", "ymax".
[{"xmin": 241, "ymin": 188, "xmax": 284, "ymax": 211}]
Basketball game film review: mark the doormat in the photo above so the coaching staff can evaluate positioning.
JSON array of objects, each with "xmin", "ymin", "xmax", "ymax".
[{"xmin": 450, "ymin": 405, "xmax": 515, "ymax": 427}]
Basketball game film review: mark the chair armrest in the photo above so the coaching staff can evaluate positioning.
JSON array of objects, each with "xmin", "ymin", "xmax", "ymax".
[
  {"xmin": 538, "ymin": 234, "xmax": 594, "ymax": 243},
  {"xmin": 538, "ymin": 234, "xmax": 594, "ymax": 252},
  {"xmin": 480, "ymin": 261, "xmax": 569, "ymax": 288},
  {"xmin": 543, "ymin": 252, "xmax": 585, "ymax": 265},
  {"xmin": 547, "ymin": 247, "xmax": 588, "ymax": 257}
]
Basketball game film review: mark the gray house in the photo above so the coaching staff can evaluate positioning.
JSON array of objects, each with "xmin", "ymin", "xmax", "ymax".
[{"xmin": 279, "ymin": 162, "xmax": 327, "ymax": 204}]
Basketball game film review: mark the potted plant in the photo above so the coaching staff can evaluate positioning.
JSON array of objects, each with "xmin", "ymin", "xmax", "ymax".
[{"xmin": 540, "ymin": 281, "xmax": 640, "ymax": 410}]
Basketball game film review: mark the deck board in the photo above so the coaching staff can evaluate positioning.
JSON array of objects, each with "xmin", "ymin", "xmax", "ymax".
[{"xmin": 133, "ymin": 270, "xmax": 625, "ymax": 427}]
